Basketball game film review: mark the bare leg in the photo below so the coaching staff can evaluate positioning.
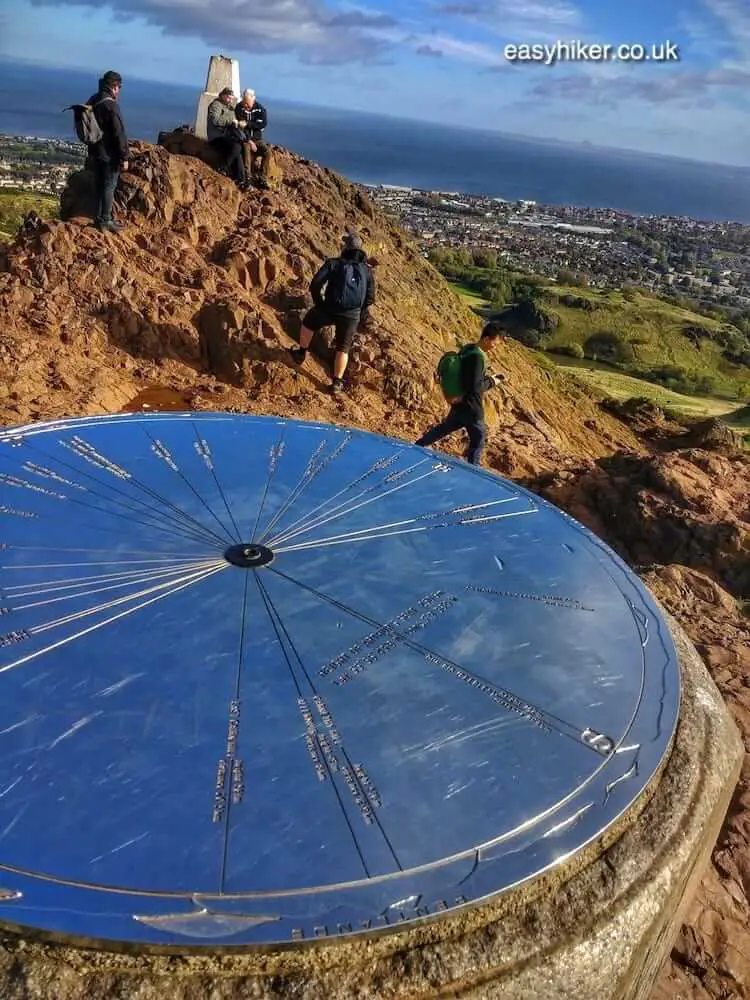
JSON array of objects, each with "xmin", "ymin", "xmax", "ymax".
[
  {"xmin": 299, "ymin": 326, "xmax": 314, "ymax": 350},
  {"xmin": 333, "ymin": 351, "xmax": 349, "ymax": 380}
]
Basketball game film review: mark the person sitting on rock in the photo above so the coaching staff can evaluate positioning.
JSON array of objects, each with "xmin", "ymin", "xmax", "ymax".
[
  {"xmin": 235, "ymin": 89, "xmax": 272, "ymax": 190},
  {"xmin": 414, "ymin": 315, "xmax": 517, "ymax": 466},
  {"xmin": 289, "ymin": 233, "xmax": 375, "ymax": 395},
  {"xmin": 207, "ymin": 88, "xmax": 249, "ymax": 190}
]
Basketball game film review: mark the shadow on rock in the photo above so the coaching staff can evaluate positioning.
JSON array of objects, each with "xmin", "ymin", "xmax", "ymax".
[
  {"xmin": 529, "ymin": 448, "xmax": 750, "ymax": 600},
  {"xmin": 192, "ymin": 301, "xmax": 329, "ymax": 391},
  {"xmin": 104, "ymin": 301, "xmax": 200, "ymax": 365},
  {"xmin": 60, "ymin": 166, "xmax": 98, "ymax": 222}
]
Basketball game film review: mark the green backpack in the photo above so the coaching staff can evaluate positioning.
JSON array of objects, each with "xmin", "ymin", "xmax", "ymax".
[{"xmin": 437, "ymin": 344, "xmax": 485, "ymax": 401}]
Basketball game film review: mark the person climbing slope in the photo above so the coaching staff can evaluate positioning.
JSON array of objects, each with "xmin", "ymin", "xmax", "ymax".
[{"xmin": 289, "ymin": 233, "xmax": 375, "ymax": 395}]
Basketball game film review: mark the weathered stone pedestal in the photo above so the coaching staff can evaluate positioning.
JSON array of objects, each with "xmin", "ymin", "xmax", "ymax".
[{"xmin": 0, "ymin": 612, "xmax": 741, "ymax": 1000}]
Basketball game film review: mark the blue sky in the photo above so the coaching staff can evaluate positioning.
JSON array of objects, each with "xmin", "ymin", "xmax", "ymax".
[{"xmin": 2, "ymin": 0, "xmax": 749, "ymax": 164}]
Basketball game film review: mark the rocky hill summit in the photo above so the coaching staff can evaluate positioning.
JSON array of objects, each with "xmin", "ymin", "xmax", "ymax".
[
  {"xmin": 0, "ymin": 140, "xmax": 636, "ymax": 477},
  {"xmin": 0, "ymin": 140, "xmax": 748, "ymax": 1000}
]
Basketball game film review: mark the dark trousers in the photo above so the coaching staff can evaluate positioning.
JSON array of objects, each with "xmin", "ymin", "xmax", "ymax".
[
  {"xmin": 93, "ymin": 160, "xmax": 120, "ymax": 224},
  {"xmin": 210, "ymin": 137, "xmax": 246, "ymax": 183},
  {"xmin": 416, "ymin": 404, "xmax": 487, "ymax": 465}
]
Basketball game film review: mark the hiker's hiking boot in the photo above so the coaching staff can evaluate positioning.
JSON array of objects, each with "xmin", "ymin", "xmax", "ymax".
[
  {"xmin": 289, "ymin": 347, "xmax": 307, "ymax": 365},
  {"xmin": 95, "ymin": 220, "xmax": 123, "ymax": 233},
  {"xmin": 329, "ymin": 378, "xmax": 344, "ymax": 396}
]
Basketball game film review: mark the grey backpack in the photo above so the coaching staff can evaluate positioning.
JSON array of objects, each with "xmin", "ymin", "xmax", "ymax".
[{"xmin": 64, "ymin": 98, "xmax": 107, "ymax": 145}]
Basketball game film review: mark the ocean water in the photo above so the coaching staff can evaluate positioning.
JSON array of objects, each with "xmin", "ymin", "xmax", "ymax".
[{"xmin": 1, "ymin": 57, "xmax": 748, "ymax": 223}]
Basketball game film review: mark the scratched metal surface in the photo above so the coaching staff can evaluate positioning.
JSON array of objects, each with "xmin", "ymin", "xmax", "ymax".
[{"xmin": 0, "ymin": 413, "xmax": 680, "ymax": 948}]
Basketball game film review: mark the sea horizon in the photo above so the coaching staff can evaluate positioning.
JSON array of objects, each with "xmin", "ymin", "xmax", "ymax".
[{"xmin": 1, "ymin": 56, "xmax": 749, "ymax": 224}]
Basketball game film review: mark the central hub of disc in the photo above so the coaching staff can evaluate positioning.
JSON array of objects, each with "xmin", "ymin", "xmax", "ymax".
[{"xmin": 224, "ymin": 543, "xmax": 275, "ymax": 569}]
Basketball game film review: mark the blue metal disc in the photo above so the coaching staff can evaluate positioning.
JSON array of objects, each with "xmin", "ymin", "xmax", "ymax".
[{"xmin": 0, "ymin": 413, "xmax": 680, "ymax": 948}]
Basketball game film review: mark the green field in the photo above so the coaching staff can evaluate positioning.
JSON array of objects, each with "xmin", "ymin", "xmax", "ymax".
[
  {"xmin": 555, "ymin": 358, "xmax": 749, "ymax": 440},
  {"xmin": 0, "ymin": 189, "xmax": 59, "ymax": 242},
  {"xmin": 448, "ymin": 275, "xmax": 748, "ymax": 439},
  {"xmin": 448, "ymin": 278, "xmax": 749, "ymax": 398},
  {"xmin": 448, "ymin": 281, "xmax": 489, "ymax": 310},
  {"xmin": 556, "ymin": 359, "xmax": 741, "ymax": 417},
  {"xmin": 543, "ymin": 283, "xmax": 748, "ymax": 398}
]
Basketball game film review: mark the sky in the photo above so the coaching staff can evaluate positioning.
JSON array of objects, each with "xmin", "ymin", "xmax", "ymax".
[{"xmin": 1, "ymin": 0, "xmax": 749, "ymax": 165}]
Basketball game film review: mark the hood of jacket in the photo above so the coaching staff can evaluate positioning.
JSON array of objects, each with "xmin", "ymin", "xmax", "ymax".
[{"xmin": 341, "ymin": 248, "xmax": 368, "ymax": 264}]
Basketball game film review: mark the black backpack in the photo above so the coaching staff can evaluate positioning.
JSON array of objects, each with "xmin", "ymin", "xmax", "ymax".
[{"xmin": 328, "ymin": 258, "xmax": 368, "ymax": 312}]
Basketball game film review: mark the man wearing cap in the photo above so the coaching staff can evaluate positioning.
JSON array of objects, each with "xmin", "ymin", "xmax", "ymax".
[
  {"xmin": 289, "ymin": 233, "xmax": 375, "ymax": 395},
  {"xmin": 235, "ymin": 89, "xmax": 272, "ymax": 190},
  {"xmin": 207, "ymin": 87, "xmax": 248, "ymax": 189},
  {"xmin": 86, "ymin": 70, "xmax": 129, "ymax": 232},
  {"xmin": 415, "ymin": 315, "xmax": 513, "ymax": 466}
]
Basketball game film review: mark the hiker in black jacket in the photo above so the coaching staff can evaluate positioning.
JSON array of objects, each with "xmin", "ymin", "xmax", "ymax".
[
  {"xmin": 289, "ymin": 233, "xmax": 375, "ymax": 395},
  {"xmin": 235, "ymin": 90, "xmax": 272, "ymax": 189},
  {"xmin": 415, "ymin": 319, "xmax": 510, "ymax": 465},
  {"xmin": 86, "ymin": 70, "xmax": 129, "ymax": 232}
]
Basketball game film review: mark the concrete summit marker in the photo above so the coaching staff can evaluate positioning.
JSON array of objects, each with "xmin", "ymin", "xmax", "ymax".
[{"xmin": 195, "ymin": 55, "xmax": 241, "ymax": 139}]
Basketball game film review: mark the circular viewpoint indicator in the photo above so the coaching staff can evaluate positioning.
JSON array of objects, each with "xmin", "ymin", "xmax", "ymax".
[{"xmin": 0, "ymin": 413, "xmax": 679, "ymax": 948}]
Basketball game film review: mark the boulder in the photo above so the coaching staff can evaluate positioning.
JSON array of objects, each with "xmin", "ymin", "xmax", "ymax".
[
  {"xmin": 158, "ymin": 128, "xmax": 223, "ymax": 171},
  {"xmin": 59, "ymin": 167, "xmax": 98, "ymax": 221},
  {"xmin": 195, "ymin": 301, "xmax": 246, "ymax": 383},
  {"xmin": 683, "ymin": 417, "xmax": 743, "ymax": 454}
]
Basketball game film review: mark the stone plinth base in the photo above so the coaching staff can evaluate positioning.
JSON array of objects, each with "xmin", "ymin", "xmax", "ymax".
[{"xmin": 0, "ymin": 613, "xmax": 741, "ymax": 1000}]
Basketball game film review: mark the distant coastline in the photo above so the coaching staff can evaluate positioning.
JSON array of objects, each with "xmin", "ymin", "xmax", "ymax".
[{"xmin": 1, "ymin": 57, "xmax": 748, "ymax": 224}]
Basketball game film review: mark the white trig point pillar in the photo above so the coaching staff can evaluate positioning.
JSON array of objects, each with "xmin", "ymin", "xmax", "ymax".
[{"xmin": 195, "ymin": 55, "xmax": 241, "ymax": 139}]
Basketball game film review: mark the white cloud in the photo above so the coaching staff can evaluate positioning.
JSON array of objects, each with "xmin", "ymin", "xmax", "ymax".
[
  {"xmin": 28, "ymin": 0, "xmax": 398, "ymax": 63},
  {"xmin": 529, "ymin": 64, "xmax": 750, "ymax": 107},
  {"xmin": 698, "ymin": 0, "xmax": 750, "ymax": 64},
  {"xmin": 417, "ymin": 32, "xmax": 501, "ymax": 63},
  {"xmin": 367, "ymin": 19, "xmax": 507, "ymax": 65},
  {"xmin": 434, "ymin": 0, "xmax": 582, "ymax": 43}
]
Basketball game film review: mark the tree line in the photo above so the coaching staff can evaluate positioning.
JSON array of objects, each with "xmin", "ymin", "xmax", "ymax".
[{"xmin": 426, "ymin": 247, "xmax": 550, "ymax": 309}]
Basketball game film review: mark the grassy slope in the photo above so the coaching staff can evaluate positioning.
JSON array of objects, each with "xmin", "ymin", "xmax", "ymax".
[
  {"xmin": 448, "ymin": 281, "xmax": 489, "ymax": 309},
  {"xmin": 0, "ymin": 189, "xmax": 59, "ymax": 242},
  {"xmin": 448, "ymin": 278, "xmax": 748, "ymax": 438},
  {"xmin": 557, "ymin": 360, "xmax": 743, "ymax": 417},
  {"xmin": 544, "ymin": 283, "xmax": 747, "ymax": 397},
  {"xmin": 557, "ymin": 362, "xmax": 748, "ymax": 442}
]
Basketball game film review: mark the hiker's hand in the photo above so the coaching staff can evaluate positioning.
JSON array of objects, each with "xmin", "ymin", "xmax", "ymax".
[
  {"xmin": 122, "ymin": 160, "xmax": 129, "ymax": 171},
  {"xmin": 247, "ymin": 140, "xmax": 257, "ymax": 153},
  {"xmin": 491, "ymin": 373, "xmax": 505, "ymax": 386}
]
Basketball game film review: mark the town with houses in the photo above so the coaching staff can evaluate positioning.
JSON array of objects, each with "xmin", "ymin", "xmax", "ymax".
[
  {"xmin": 365, "ymin": 184, "xmax": 750, "ymax": 311},
  {"xmin": 0, "ymin": 135, "xmax": 85, "ymax": 195},
  {"xmin": 1, "ymin": 135, "xmax": 749, "ymax": 313}
]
